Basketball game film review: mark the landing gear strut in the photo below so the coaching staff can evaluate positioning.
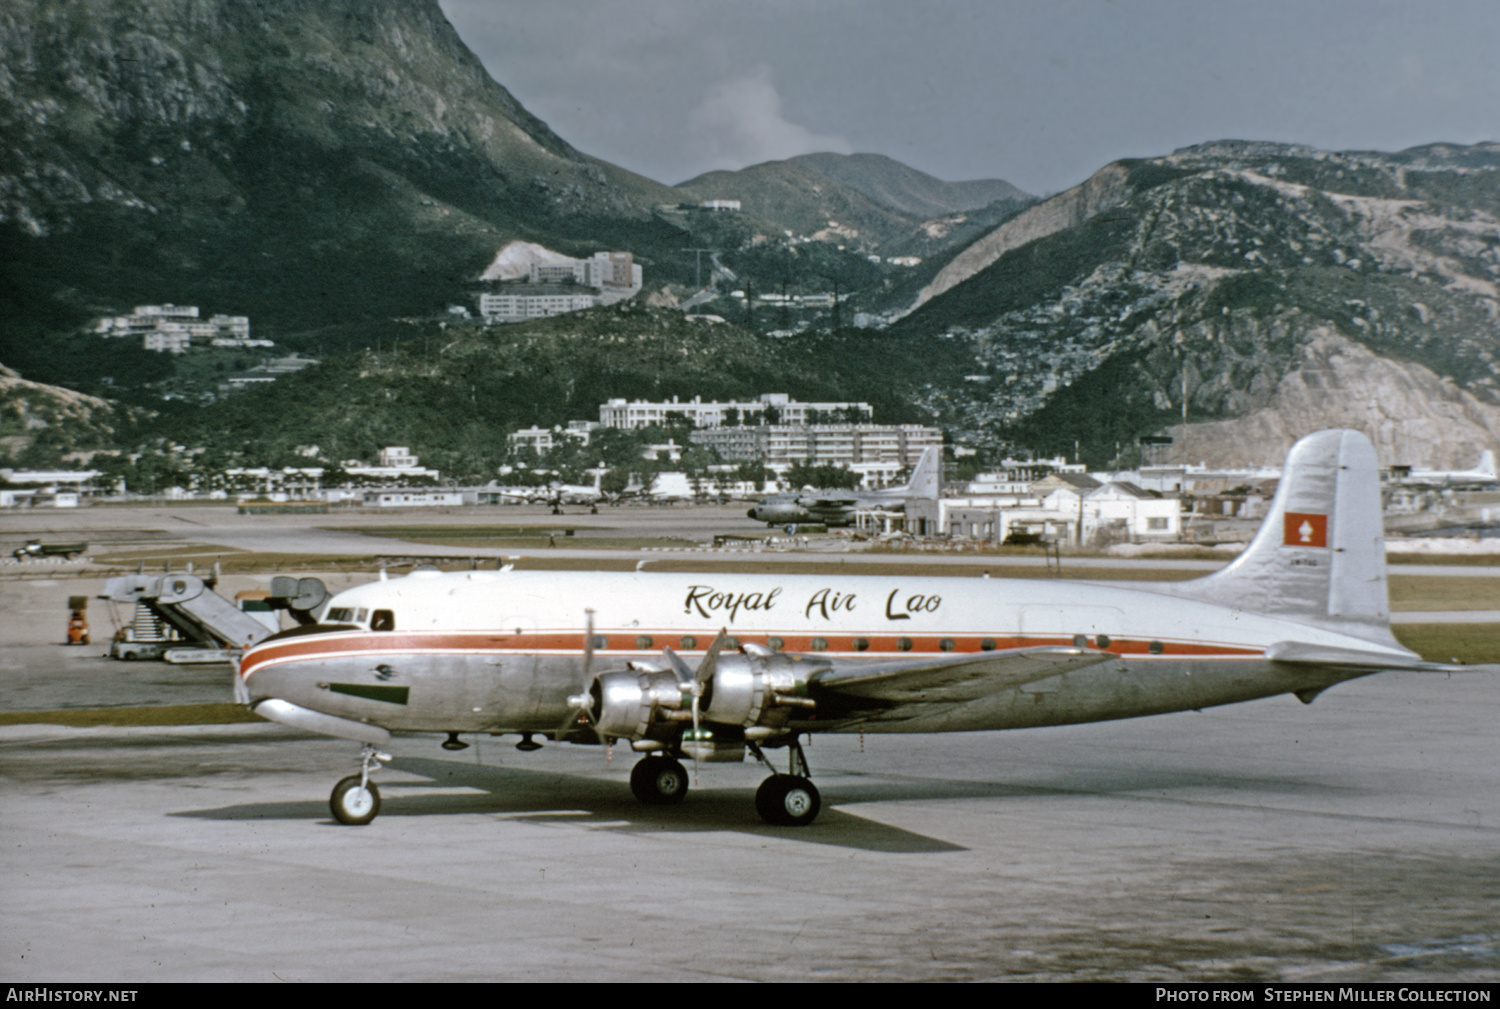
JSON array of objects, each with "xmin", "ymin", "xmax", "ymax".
[
  {"xmin": 750, "ymin": 738, "xmax": 821, "ymax": 827},
  {"xmin": 630, "ymin": 755, "xmax": 689, "ymax": 805},
  {"xmin": 330, "ymin": 743, "xmax": 390, "ymax": 825}
]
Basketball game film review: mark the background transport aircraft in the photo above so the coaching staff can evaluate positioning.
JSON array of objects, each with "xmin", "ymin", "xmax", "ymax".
[
  {"xmin": 239, "ymin": 430, "xmax": 1459, "ymax": 827},
  {"xmin": 747, "ymin": 446, "xmax": 941, "ymax": 528},
  {"xmin": 1391, "ymin": 450, "xmax": 1498, "ymax": 489}
]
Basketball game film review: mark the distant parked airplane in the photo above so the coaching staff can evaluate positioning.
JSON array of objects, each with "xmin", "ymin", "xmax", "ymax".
[{"xmin": 747, "ymin": 447, "xmax": 940, "ymax": 528}]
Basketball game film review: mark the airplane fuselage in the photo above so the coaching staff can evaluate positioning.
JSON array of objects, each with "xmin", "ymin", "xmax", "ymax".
[{"xmin": 240, "ymin": 568, "xmax": 1404, "ymax": 738}]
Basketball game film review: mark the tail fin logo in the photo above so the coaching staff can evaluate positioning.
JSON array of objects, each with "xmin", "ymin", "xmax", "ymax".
[{"xmin": 1284, "ymin": 512, "xmax": 1328, "ymax": 548}]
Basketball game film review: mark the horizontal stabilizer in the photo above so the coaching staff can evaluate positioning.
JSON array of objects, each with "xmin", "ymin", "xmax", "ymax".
[
  {"xmin": 810, "ymin": 646, "xmax": 1113, "ymax": 703},
  {"xmin": 1266, "ymin": 641, "xmax": 1458, "ymax": 673}
]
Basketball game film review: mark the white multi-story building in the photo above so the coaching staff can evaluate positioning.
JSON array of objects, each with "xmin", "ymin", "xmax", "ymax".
[
  {"xmin": 690, "ymin": 424, "xmax": 942, "ymax": 476},
  {"xmin": 599, "ymin": 393, "xmax": 872, "ymax": 430},
  {"xmin": 95, "ymin": 305, "xmax": 261, "ymax": 353},
  {"xmin": 480, "ymin": 251, "xmax": 643, "ymax": 323},
  {"xmin": 341, "ymin": 447, "xmax": 441, "ymax": 483},
  {"xmin": 479, "ymin": 287, "xmax": 598, "ymax": 323}
]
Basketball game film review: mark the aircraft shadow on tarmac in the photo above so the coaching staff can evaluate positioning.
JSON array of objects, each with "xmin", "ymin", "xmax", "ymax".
[
  {"xmin": 168, "ymin": 753, "xmax": 1360, "ymax": 851},
  {"xmin": 169, "ymin": 756, "xmax": 966, "ymax": 852}
]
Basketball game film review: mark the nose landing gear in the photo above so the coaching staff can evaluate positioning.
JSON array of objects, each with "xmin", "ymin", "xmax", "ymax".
[{"xmin": 330, "ymin": 744, "xmax": 390, "ymax": 825}]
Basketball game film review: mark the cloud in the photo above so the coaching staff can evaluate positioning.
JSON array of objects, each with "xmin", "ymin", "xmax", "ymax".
[{"xmin": 684, "ymin": 65, "xmax": 852, "ymax": 176}]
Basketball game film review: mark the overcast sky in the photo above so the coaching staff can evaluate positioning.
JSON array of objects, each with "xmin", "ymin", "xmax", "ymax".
[{"xmin": 439, "ymin": 0, "xmax": 1499, "ymax": 197}]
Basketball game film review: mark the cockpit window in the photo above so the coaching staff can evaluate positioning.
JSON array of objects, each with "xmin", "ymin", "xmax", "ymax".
[
  {"xmin": 371, "ymin": 609, "xmax": 396, "ymax": 632},
  {"xmin": 327, "ymin": 607, "xmax": 356, "ymax": 623}
]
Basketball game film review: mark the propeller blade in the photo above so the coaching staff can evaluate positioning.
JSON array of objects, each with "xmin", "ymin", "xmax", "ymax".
[
  {"xmin": 687, "ymin": 629, "xmax": 731, "ymax": 784},
  {"xmin": 555, "ymin": 609, "xmax": 598, "ymax": 742}
]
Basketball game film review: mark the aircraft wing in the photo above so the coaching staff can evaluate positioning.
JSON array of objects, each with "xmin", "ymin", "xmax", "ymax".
[
  {"xmin": 800, "ymin": 496, "xmax": 859, "ymax": 509},
  {"xmin": 809, "ymin": 646, "xmax": 1113, "ymax": 704}
]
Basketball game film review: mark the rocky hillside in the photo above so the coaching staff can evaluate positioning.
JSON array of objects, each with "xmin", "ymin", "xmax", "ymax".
[
  {"xmin": 889, "ymin": 141, "xmax": 1500, "ymax": 467},
  {"xmin": 0, "ymin": 365, "xmax": 140, "ymax": 463}
]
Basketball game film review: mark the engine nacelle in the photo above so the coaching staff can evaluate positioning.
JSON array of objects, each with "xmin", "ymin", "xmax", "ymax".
[
  {"xmin": 700, "ymin": 651, "xmax": 825, "ymax": 731},
  {"xmin": 591, "ymin": 669, "xmax": 688, "ymax": 741}
]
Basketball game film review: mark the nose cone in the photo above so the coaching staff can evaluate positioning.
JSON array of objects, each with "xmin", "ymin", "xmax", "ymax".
[{"xmin": 747, "ymin": 508, "xmax": 759, "ymax": 519}]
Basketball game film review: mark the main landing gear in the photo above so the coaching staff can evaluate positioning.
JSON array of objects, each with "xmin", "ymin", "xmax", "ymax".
[
  {"xmin": 629, "ymin": 755, "xmax": 690, "ymax": 805},
  {"xmin": 624, "ymin": 737, "xmax": 822, "ymax": 827},
  {"xmin": 330, "ymin": 743, "xmax": 390, "ymax": 825},
  {"xmin": 749, "ymin": 738, "xmax": 820, "ymax": 827}
]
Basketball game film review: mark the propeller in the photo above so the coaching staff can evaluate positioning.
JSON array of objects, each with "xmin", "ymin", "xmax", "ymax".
[
  {"xmin": 664, "ymin": 628, "xmax": 730, "ymax": 783},
  {"xmin": 556, "ymin": 609, "xmax": 598, "ymax": 744}
]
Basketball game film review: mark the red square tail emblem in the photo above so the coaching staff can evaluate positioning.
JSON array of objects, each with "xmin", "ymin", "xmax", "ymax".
[{"xmin": 1284, "ymin": 512, "xmax": 1328, "ymax": 548}]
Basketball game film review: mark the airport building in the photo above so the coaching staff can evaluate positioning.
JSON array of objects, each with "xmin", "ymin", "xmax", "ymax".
[{"xmin": 906, "ymin": 479, "xmax": 1181, "ymax": 545}]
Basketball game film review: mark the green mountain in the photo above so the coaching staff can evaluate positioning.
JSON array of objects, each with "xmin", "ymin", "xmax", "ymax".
[
  {"xmin": 0, "ymin": 0, "xmax": 684, "ymax": 369},
  {"xmin": 791, "ymin": 152, "xmax": 1029, "ymax": 220},
  {"xmin": 158, "ymin": 304, "xmax": 971, "ymax": 479}
]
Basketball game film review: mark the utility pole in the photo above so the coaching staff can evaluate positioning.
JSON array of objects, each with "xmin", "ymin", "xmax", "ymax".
[{"xmin": 679, "ymin": 248, "xmax": 718, "ymax": 290}]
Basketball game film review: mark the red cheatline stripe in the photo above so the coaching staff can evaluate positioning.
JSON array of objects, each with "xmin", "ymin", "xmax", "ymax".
[{"xmin": 239, "ymin": 629, "xmax": 1264, "ymax": 677}]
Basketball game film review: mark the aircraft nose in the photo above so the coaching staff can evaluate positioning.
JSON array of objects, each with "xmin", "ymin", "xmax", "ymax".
[{"xmin": 747, "ymin": 508, "xmax": 758, "ymax": 519}]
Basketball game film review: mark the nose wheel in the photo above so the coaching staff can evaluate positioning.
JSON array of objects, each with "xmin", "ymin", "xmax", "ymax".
[
  {"xmin": 331, "ymin": 775, "xmax": 381, "ymax": 825},
  {"xmin": 330, "ymin": 744, "xmax": 389, "ymax": 825}
]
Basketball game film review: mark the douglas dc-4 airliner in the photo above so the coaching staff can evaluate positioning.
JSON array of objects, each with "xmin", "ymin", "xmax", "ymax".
[{"xmin": 238, "ymin": 430, "xmax": 1457, "ymax": 827}]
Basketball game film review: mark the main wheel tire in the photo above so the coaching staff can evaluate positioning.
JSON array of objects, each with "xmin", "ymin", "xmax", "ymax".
[
  {"xmin": 755, "ymin": 774, "xmax": 821, "ymax": 827},
  {"xmin": 330, "ymin": 775, "xmax": 381, "ymax": 825},
  {"xmin": 630, "ymin": 757, "xmax": 689, "ymax": 805}
]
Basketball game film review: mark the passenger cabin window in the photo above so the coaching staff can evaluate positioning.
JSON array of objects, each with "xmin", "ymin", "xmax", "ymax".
[
  {"xmin": 371, "ymin": 609, "xmax": 396, "ymax": 632},
  {"xmin": 635, "ymin": 635, "xmax": 653, "ymax": 650},
  {"xmin": 679, "ymin": 635, "xmax": 698, "ymax": 649}
]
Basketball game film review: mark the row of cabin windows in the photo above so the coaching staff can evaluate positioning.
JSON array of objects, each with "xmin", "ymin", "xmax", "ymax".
[{"xmin": 344, "ymin": 620, "xmax": 1163, "ymax": 654}]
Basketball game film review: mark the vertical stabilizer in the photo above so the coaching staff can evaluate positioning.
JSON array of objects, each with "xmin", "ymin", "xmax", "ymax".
[
  {"xmin": 1186, "ymin": 430, "xmax": 1393, "ymax": 643},
  {"xmin": 1478, "ymin": 450, "xmax": 1496, "ymax": 480},
  {"xmin": 903, "ymin": 447, "xmax": 941, "ymax": 500}
]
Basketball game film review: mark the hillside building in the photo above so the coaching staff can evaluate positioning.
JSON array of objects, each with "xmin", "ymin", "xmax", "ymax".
[
  {"xmin": 341, "ymin": 447, "xmax": 441, "ymax": 483},
  {"xmin": 95, "ymin": 304, "xmax": 267, "ymax": 353},
  {"xmin": 479, "ymin": 251, "xmax": 643, "ymax": 323},
  {"xmin": 600, "ymin": 393, "xmax": 871, "ymax": 430},
  {"xmin": 689, "ymin": 423, "xmax": 942, "ymax": 482}
]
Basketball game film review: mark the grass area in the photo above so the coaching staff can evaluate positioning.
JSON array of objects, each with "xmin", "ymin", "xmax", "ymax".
[
  {"xmin": 1387, "ymin": 553, "xmax": 1500, "ymax": 567},
  {"xmin": 0, "ymin": 703, "xmax": 261, "ymax": 728},
  {"xmin": 348, "ymin": 524, "xmax": 602, "ymax": 537},
  {"xmin": 93, "ymin": 544, "xmax": 247, "ymax": 565},
  {"xmin": 347, "ymin": 524, "xmax": 698, "ymax": 551},
  {"xmin": 392, "ymin": 535, "xmax": 700, "ymax": 550},
  {"xmin": 1387, "ymin": 576, "xmax": 1500, "ymax": 612},
  {"xmin": 1392, "ymin": 624, "xmax": 1500, "ymax": 665}
]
